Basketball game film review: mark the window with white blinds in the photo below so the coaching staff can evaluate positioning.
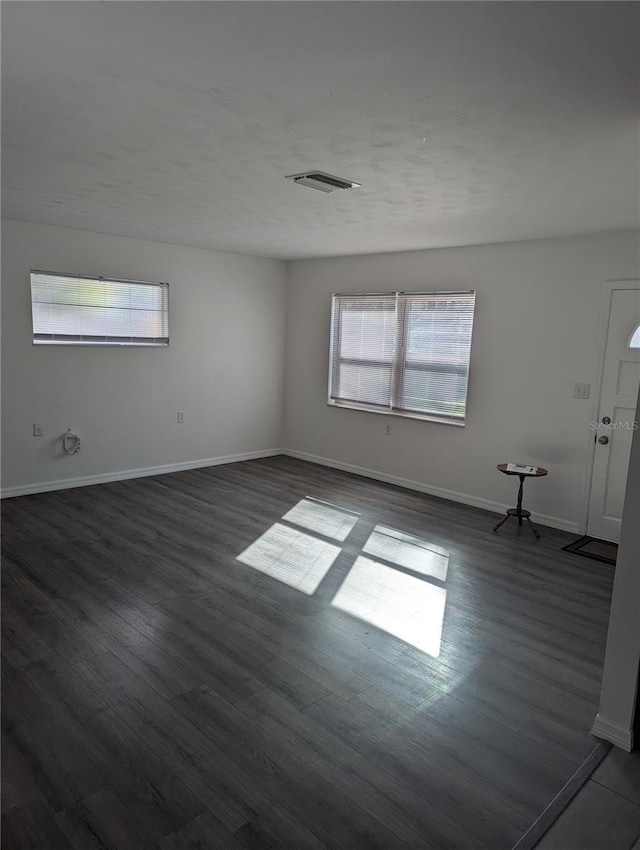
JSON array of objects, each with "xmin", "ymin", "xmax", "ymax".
[
  {"xmin": 329, "ymin": 291, "xmax": 475, "ymax": 424},
  {"xmin": 30, "ymin": 271, "xmax": 169, "ymax": 346}
]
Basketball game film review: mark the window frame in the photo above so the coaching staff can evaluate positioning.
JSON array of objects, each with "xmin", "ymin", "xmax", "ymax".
[
  {"xmin": 328, "ymin": 290, "xmax": 475, "ymax": 426},
  {"xmin": 30, "ymin": 269, "xmax": 170, "ymax": 347}
]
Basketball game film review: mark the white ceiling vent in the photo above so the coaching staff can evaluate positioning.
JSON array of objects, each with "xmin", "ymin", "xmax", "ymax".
[{"xmin": 285, "ymin": 171, "xmax": 361, "ymax": 193}]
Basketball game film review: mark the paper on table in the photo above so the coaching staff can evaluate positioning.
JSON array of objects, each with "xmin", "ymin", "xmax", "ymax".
[{"xmin": 506, "ymin": 463, "xmax": 537, "ymax": 474}]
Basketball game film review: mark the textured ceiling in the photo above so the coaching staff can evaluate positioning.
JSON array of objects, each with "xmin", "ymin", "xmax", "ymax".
[{"xmin": 2, "ymin": 1, "xmax": 639, "ymax": 259}]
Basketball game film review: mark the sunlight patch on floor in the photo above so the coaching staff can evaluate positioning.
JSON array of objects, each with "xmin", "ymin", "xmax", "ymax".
[
  {"xmin": 363, "ymin": 525, "xmax": 449, "ymax": 581},
  {"xmin": 237, "ymin": 522, "xmax": 340, "ymax": 594},
  {"xmin": 331, "ymin": 556, "xmax": 447, "ymax": 657},
  {"xmin": 281, "ymin": 497, "xmax": 360, "ymax": 542}
]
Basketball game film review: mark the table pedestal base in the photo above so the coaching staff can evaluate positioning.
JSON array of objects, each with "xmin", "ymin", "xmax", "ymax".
[{"xmin": 493, "ymin": 508, "xmax": 541, "ymax": 539}]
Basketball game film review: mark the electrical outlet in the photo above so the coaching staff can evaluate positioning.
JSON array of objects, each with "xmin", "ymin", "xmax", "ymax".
[
  {"xmin": 33, "ymin": 423, "xmax": 43, "ymax": 437},
  {"xmin": 574, "ymin": 383, "xmax": 591, "ymax": 400},
  {"xmin": 177, "ymin": 411, "xmax": 185, "ymax": 424},
  {"xmin": 385, "ymin": 423, "xmax": 392, "ymax": 436}
]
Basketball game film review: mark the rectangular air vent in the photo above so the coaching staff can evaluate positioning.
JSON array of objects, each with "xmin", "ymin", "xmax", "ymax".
[{"xmin": 285, "ymin": 171, "xmax": 361, "ymax": 193}]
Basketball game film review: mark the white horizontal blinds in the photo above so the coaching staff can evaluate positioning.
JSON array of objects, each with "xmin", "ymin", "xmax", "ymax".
[
  {"xmin": 31, "ymin": 272, "xmax": 169, "ymax": 345},
  {"xmin": 329, "ymin": 290, "xmax": 475, "ymax": 423},
  {"xmin": 398, "ymin": 292, "xmax": 475, "ymax": 420},
  {"xmin": 330, "ymin": 294, "xmax": 396, "ymax": 408}
]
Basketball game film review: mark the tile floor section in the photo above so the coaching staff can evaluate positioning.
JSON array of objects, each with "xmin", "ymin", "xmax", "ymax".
[{"xmin": 534, "ymin": 747, "xmax": 640, "ymax": 849}]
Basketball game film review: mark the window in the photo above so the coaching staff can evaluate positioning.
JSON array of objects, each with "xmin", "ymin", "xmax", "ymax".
[
  {"xmin": 629, "ymin": 325, "xmax": 640, "ymax": 349},
  {"xmin": 329, "ymin": 290, "xmax": 475, "ymax": 424},
  {"xmin": 30, "ymin": 270, "xmax": 169, "ymax": 346}
]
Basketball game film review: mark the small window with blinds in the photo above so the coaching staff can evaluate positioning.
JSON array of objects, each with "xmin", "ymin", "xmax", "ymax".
[
  {"xmin": 329, "ymin": 290, "xmax": 475, "ymax": 424},
  {"xmin": 30, "ymin": 270, "xmax": 169, "ymax": 346}
]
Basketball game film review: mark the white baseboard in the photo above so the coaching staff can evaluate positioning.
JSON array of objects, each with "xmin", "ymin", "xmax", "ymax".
[
  {"xmin": 591, "ymin": 714, "xmax": 634, "ymax": 752},
  {"xmin": 0, "ymin": 448, "xmax": 283, "ymax": 499},
  {"xmin": 2, "ymin": 447, "xmax": 581, "ymax": 534},
  {"xmin": 282, "ymin": 448, "xmax": 579, "ymax": 534}
]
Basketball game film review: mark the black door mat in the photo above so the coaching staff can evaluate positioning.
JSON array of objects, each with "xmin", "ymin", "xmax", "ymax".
[{"xmin": 562, "ymin": 535, "xmax": 617, "ymax": 565}]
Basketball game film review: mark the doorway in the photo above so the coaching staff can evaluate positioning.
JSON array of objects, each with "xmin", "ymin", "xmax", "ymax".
[{"xmin": 587, "ymin": 283, "xmax": 640, "ymax": 543}]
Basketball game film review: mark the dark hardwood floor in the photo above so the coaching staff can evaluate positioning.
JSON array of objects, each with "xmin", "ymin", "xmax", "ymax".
[{"xmin": 1, "ymin": 455, "xmax": 615, "ymax": 849}]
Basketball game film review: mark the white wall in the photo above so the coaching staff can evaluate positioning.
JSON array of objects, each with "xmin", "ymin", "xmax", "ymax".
[
  {"xmin": 1, "ymin": 220, "xmax": 287, "ymax": 494},
  {"xmin": 284, "ymin": 231, "xmax": 640, "ymax": 531},
  {"xmin": 593, "ymin": 390, "xmax": 640, "ymax": 751}
]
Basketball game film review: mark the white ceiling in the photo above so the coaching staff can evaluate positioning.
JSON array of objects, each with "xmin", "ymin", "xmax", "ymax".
[{"xmin": 2, "ymin": 1, "xmax": 639, "ymax": 259}]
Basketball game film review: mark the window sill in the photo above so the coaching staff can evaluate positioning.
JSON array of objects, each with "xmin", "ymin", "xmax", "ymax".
[
  {"xmin": 33, "ymin": 340, "xmax": 169, "ymax": 347},
  {"xmin": 327, "ymin": 400, "xmax": 466, "ymax": 427}
]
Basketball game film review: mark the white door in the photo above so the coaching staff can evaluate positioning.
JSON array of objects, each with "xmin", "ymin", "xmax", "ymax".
[{"xmin": 587, "ymin": 284, "xmax": 640, "ymax": 542}]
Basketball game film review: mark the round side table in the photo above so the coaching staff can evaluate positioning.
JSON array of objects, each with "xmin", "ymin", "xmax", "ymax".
[{"xmin": 493, "ymin": 464, "xmax": 548, "ymax": 539}]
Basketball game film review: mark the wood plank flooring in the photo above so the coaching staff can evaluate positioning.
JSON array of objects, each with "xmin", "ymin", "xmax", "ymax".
[{"xmin": 1, "ymin": 456, "xmax": 616, "ymax": 849}]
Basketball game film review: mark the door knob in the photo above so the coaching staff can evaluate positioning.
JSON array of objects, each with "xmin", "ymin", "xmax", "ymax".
[{"xmin": 598, "ymin": 435, "xmax": 609, "ymax": 445}]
